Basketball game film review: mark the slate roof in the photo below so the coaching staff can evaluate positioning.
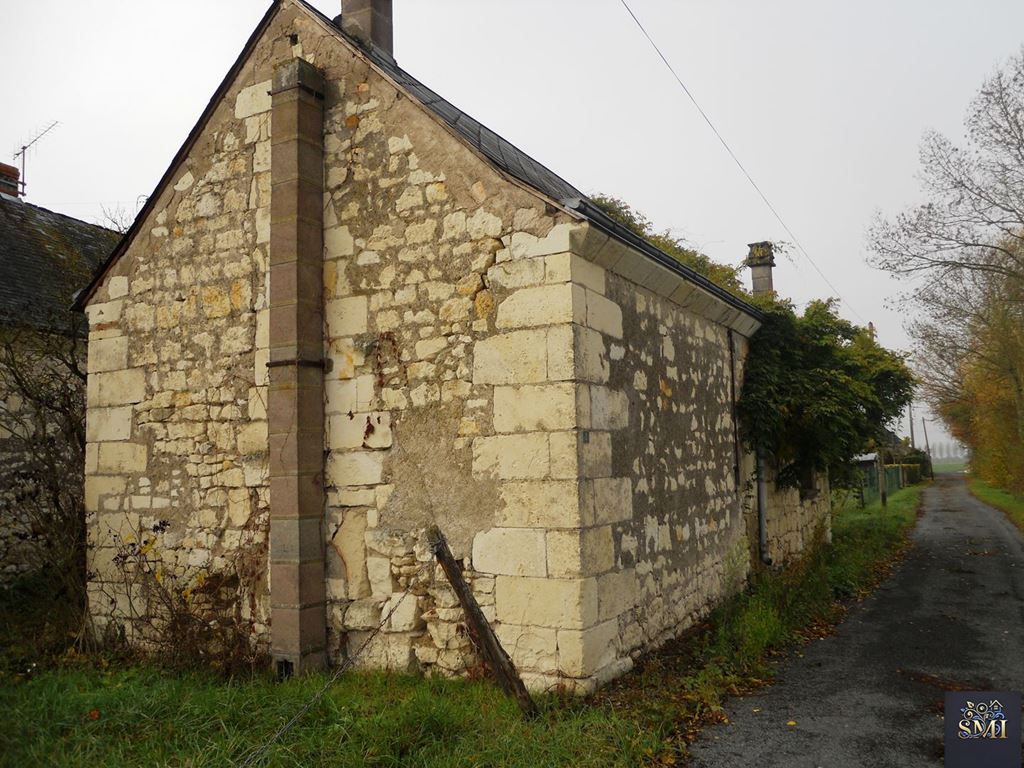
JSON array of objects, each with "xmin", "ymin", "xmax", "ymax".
[
  {"xmin": 77, "ymin": 0, "xmax": 760, "ymax": 321},
  {"xmin": 329, "ymin": 6, "xmax": 760, "ymax": 320},
  {"xmin": 0, "ymin": 193, "xmax": 120, "ymax": 330}
]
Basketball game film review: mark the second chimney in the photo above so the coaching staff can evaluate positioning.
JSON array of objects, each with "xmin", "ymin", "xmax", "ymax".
[
  {"xmin": 0, "ymin": 163, "xmax": 20, "ymax": 198},
  {"xmin": 341, "ymin": 0, "xmax": 393, "ymax": 56},
  {"xmin": 745, "ymin": 241, "xmax": 776, "ymax": 297}
]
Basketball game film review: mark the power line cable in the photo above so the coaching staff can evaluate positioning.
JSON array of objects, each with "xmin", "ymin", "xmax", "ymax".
[{"xmin": 618, "ymin": 0, "xmax": 866, "ymax": 323}]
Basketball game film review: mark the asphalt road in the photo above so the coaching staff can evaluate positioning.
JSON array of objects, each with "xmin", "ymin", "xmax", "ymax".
[{"xmin": 689, "ymin": 474, "xmax": 1024, "ymax": 767}]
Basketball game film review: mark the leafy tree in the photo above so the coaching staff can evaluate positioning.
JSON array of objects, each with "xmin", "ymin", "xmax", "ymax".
[
  {"xmin": 737, "ymin": 298, "xmax": 915, "ymax": 489},
  {"xmin": 590, "ymin": 194, "xmax": 747, "ymax": 295}
]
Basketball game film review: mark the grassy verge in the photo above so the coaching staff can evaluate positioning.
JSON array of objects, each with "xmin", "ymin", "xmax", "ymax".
[
  {"xmin": 968, "ymin": 477, "xmax": 1024, "ymax": 532},
  {"xmin": 0, "ymin": 486, "xmax": 923, "ymax": 767}
]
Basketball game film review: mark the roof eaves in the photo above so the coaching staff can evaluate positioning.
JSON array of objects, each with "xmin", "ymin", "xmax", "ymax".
[{"xmin": 569, "ymin": 199, "xmax": 763, "ymax": 321}]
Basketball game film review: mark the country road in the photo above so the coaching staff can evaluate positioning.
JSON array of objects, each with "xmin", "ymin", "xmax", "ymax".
[{"xmin": 689, "ymin": 474, "xmax": 1024, "ymax": 767}]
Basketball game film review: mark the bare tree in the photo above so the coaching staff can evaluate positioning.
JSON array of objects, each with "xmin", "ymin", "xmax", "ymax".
[{"xmin": 869, "ymin": 49, "xmax": 1024, "ymax": 281}]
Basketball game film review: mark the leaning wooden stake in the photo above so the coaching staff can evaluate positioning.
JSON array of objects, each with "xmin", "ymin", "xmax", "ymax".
[{"xmin": 426, "ymin": 525, "xmax": 538, "ymax": 718}]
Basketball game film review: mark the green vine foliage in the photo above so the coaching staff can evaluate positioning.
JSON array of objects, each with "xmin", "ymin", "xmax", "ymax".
[{"xmin": 737, "ymin": 297, "xmax": 915, "ymax": 489}]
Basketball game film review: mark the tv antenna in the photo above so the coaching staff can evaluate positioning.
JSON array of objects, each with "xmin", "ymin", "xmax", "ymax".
[{"xmin": 13, "ymin": 121, "xmax": 59, "ymax": 197}]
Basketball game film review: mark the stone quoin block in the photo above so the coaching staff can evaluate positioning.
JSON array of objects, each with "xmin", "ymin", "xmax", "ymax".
[
  {"xmin": 87, "ymin": 336, "xmax": 128, "ymax": 374},
  {"xmin": 496, "ymin": 480, "xmax": 582, "ymax": 529},
  {"xmin": 556, "ymin": 619, "xmax": 620, "ymax": 677},
  {"xmin": 575, "ymin": 326, "xmax": 609, "ymax": 383},
  {"xmin": 472, "ymin": 433, "xmax": 550, "ymax": 480},
  {"xmin": 87, "ymin": 368, "xmax": 146, "ymax": 407},
  {"xmin": 494, "ymin": 624, "xmax": 558, "ymax": 673},
  {"xmin": 327, "ymin": 451, "xmax": 385, "ymax": 487},
  {"xmin": 495, "ymin": 575, "xmax": 598, "ymax": 630},
  {"xmin": 588, "ymin": 386, "xmax": 630, "ymax": 431},
  {"xmin": 585, "ymin": 291, "xmax": 622, "ymax": 339},
  {"xmin": 492, "ymin": 383, "xmax": 575, "ymax": 433},
  {"xmin": 586, "ymin": 477, "xmax": 633, "ymax": 525},
  {"xmin": 545, "ymin": 324, "xmax": 574, "ymax": 381},
  {"xmin": 495, "ymin": 284, "xmax": 581, "ymax": 329},
  {"xmin": 548, "ymin": 431, "xmax": 579, "ymax": 480},
  {"xmin": 596, "ymin": 568, "xmax": 639, "ymax": 622},
  {"xmin": 97, "ymin": 442, "xmax": 148, "ymax": 474},
  {"xmin": 85, "ymin": 406, "xmax": 133, "ymax": 443},
  {"xmin": 472, "ymin": 329, "xmax": 547, "ymax": 385},
  {"xmin": 546, "ymin": 525, "xmax": 615, "ymax": 578},
  {"xmin": 472, "ymin": 527, "xmax": 547, "ymax": 577}
]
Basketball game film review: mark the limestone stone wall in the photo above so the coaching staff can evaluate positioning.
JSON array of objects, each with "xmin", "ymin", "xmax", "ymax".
[
  {"xmin": 83, "ymin": 21, "xmax": 279, "ymax": 637},
  {"xmin": 762, "ymin": 469, "xmax": 832, "ymax": 565},
  {"xmin": 308, "ymin": 27, "xmax": 585, "ymax": 679},
  {"xmin": 564, "ymin": 255, "xmax": 752, "ymax": 667},
  {"xmin": 81, "ymin": 0, "xmax": 832, "ymax": 691}
]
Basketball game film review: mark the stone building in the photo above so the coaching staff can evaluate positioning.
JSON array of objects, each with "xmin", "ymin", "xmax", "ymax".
[
  {"xmin": 0, "ymin": 163, "xmax": 120, "ymax": 583},
  {"xmin": 76, "ymin": 0, "xmax": 830, "ymax": 691}
]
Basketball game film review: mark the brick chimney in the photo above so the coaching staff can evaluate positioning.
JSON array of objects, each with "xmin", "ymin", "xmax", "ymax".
[
  {"xmin": 340, "ymin": 0, "xmax": 393, "ymax": 56},
  {"xmin": 745, "ymin": 241, "xmax": 775, "ymax": 297},
  {"xmin": 0, "ymin": 163, "xmax": 20, "ymax": 198}
]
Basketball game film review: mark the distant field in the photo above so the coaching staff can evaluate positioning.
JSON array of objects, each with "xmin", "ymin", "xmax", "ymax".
[{"xmin": 932, "ymin": 459, "xmax": 967, "ymax": 474}]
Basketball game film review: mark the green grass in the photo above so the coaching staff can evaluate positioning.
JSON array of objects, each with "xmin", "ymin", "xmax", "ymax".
[
  {"xmin": 933, "ymin": 459, "xmax": 967, "ymax": 474},
  {"xmin": 969, "ymin": 477, "xmax": 1024, "ymax": 532},
  {"xmin": 0, "ymin": 666, "xmax": 660, "ymax": 768},
  {"xmin": 0, "ymin": 486, "xmax": 924, "ymax": 767}
]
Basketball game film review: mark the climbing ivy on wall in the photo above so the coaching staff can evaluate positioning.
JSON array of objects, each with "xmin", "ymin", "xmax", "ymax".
[{"xmin": 737, "ymin": 298, "xmax": 915, "ymax": 489}]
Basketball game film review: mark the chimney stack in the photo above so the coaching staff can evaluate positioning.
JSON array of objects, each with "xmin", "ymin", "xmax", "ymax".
[
  {"xmin": 340, "ymin": 0, "xmax": 393, "ymax": 56},
  {"xmin": 745, "ymin": 241, "xmax": 775, "ymax": 297},
  {"xmin": 0, "ymin": 163, "xmax": 20, "ymax": 198}
]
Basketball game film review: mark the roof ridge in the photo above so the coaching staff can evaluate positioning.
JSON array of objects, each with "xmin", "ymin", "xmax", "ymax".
[{"xmin": 10, "ymin": 197, "xmax": 120, "ymax": 237}]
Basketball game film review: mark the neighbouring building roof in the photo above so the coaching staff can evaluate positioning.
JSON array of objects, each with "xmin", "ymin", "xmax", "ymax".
[
  {"xmin": 76, "ymin": 0, "xmax": 760, "ymax": 321},
  {"xmin": 0, "ymin": 192, "xmax": 120, "ymax": 330}
]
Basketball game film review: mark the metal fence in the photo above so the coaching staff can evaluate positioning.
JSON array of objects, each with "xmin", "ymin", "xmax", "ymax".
[{"xmin": 859, "ymin": 463, "xmax": 910, "ymax": 507}]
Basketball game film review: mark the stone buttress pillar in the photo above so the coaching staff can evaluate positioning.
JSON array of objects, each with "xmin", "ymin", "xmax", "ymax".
[{"xmin": 268, "ymin": 58, "xmax": 327, "ymax": 674}]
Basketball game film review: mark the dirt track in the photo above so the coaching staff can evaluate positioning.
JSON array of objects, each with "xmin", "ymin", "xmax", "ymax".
[{"xmin": 689, "ymin": 475, "xmax": 1024, "ymax": 767}]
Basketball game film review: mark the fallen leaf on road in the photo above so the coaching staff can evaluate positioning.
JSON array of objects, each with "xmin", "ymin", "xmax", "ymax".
[{"xmin": 786, "ymin": 720, "xmax": 797, "ymax": 727}]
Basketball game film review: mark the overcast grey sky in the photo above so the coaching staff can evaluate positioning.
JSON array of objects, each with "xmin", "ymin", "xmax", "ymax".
[{"xmin": 4, "ymin": 0, "xmax": 1023, "ymax": 446}]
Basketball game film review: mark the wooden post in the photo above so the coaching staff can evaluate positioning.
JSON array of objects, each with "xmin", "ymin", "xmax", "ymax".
[
  {"xmin": 426, "ymin": 526, "xmax": 538, "ymax": 718},
  {"xmin": 922, "ymin": 417, "xmax": 935, "ymax": 479}
]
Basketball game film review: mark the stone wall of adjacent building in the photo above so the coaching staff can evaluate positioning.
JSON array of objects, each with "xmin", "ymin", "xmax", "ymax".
[{"xmin": 0, "ymin": 428, "xmax": 41, "ymax": 584}]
